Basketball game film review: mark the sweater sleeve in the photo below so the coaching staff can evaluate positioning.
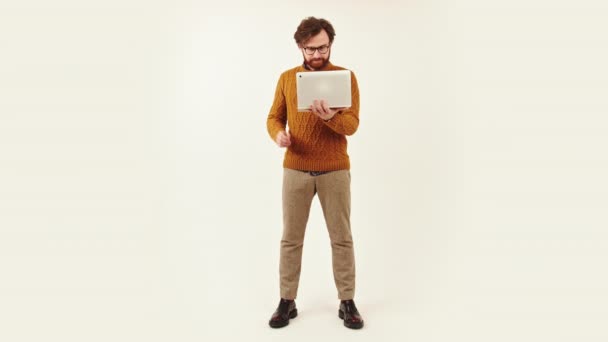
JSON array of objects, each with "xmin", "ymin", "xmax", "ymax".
[
  {"xmin": 323, "ymin": 71, "xmax": 360, "ymax": 136},
  {"xmin": 266, "ymin": 74, "xmax": 287, "ymax": 141}
]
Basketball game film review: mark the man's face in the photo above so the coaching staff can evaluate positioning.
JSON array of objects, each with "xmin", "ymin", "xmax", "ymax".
[{"xmin": 300, "ymin": 29, "xmax": 331, "ymax": 70}]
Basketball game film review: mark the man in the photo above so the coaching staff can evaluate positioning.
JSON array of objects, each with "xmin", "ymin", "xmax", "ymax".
[{"xmin": 266, "ymin": 17, "xmax": 364, "ymax": 330}]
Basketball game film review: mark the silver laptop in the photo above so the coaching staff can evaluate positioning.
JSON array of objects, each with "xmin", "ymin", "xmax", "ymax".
[{"xmin": 296, "ymin": 70, "xmax": 351, "ymax": 112}]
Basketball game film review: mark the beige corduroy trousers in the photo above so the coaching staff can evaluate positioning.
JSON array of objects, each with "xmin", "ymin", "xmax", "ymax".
[{"xmin": 279, "ymin": 168, "xmax": 356, "ymax": 300}]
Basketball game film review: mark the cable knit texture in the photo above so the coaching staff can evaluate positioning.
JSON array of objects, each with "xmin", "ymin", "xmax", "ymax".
[{"xmin": 267, "ymin": 62, "xmax": 360, "ymax": 171}]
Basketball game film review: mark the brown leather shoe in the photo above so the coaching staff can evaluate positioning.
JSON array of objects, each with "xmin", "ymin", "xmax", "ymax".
[
  {"xmin": 339, "ymin": 299, "xmax": 364, "ymax": 329},
  {"xmin": 269, "ymin": 298, "xmax": 298, "ymax": 328}
]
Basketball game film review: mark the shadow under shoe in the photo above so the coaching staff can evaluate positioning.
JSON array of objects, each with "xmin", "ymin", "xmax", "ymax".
[
  {"xmin": 269, "ymin": 298, "xmax": 298, "ymax": 328},
  {"xmin": 339, "ymin": 299, "xmax": 364, "ymax": 329}
]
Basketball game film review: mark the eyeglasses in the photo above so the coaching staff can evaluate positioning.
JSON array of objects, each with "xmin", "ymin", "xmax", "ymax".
[{"xmin": 303, "ymin": 44, "xmax": 330, "ymax": 55}]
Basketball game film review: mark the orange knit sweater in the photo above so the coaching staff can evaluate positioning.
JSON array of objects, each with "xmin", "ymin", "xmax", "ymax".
[{"xmin": 267, "ymin": 62, "xmax": 360, "ymax": 171}]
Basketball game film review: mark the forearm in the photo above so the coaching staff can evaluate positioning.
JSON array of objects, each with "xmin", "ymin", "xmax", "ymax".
[
  {"xmin": 323, "ymin": 109, "xmax": 359, "ymax": 136},
  {"xmin": 267, "ymin": 116, "xmax": 286, "ymax": 141},
  {"xmin": 323, "ymin": 70, "xmax": 360, "ymax": 136},
  {"xmin": 267, "ymin": 75, "xmax": 287, "ymax": 141}
]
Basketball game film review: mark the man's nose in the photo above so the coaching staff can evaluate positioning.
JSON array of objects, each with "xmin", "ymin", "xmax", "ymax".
[{"xmin": 312, "ymin": 49, "xmax": 322, "ymax": 57}]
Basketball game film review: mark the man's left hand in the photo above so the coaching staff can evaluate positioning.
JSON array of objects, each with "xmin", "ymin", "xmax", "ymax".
[{"xmin": 310, "ymin": 100, "xmax": 348, "ymax": 121}]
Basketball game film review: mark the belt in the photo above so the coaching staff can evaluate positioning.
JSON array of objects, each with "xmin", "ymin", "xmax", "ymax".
[{"xmin": 301, "ymin": 170, "xmax": 332, "ymax": 176}]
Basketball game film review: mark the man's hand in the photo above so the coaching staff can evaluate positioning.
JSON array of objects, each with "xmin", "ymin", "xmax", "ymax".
[
  {"xmin": 310, "ymin": 100, "xmax": 348, "ymax": 121},
  {"xmin": 275, "ymin": 130, "xmax": 291, "ymax": 148}
]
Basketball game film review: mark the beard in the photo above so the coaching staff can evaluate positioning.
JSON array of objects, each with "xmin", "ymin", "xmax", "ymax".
[{"xmin": 303, "ymin": 51, "xmax": 331, "ymax": 70}]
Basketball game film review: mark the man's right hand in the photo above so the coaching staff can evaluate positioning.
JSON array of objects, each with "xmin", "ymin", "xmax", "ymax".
[{"xmin": 275, "ymin": 131, "xmax": 291, "ymax": 148}]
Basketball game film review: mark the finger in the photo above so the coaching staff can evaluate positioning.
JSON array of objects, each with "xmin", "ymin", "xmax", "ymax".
[
  {"xmin": 321, "ymin": 100, "xmax": 331, "ymax": 113},
  {"xmin": 311, "ymin": 106, "xmax": 319, "ymax": 115},
  {"xmin": 318, "ymin": 100, "xmax": 326, "ymax": 113},
  {"xmin": 313, "ymin": 100, "xmax": 321, "ymax": 113},
  {"xmin": 316, "ymin": 105, "xmax": 324, "ymax": 115}
]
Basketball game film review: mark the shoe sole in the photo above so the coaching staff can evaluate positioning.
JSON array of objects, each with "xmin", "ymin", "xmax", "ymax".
[
  {"xmin": 269, "ymin": 309, "xmax": 298, "ymax": 328},
  {"xmin": 338, "ymin": 309, "xmax": 364, "ymax": 329}
]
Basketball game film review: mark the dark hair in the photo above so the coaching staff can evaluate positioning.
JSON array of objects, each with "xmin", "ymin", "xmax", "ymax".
[{"xmin": 293, "ymin": 17, "xmax": 336, "ymax": 46}]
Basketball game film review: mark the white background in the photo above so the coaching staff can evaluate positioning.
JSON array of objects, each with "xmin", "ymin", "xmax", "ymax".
[{"xmin": 1, "ymin": 0, "xmax": 607, "ymax": 341}]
